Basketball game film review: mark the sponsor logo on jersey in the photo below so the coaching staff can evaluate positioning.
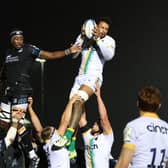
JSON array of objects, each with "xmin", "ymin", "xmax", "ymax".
[
  {"xmin": 147, "ymin": 123, "xmax": 168, "ymax": 134},
  {"xmin": 85, "ymin": 144, "xmax": 98, "ymax": 150},
  {"xmin": 5, "ymin": 55, "xmax": 19, "ymax": 63},
  {"xmin": 18, "ymin": 48, "xmax": 23, "ymax": 53}
]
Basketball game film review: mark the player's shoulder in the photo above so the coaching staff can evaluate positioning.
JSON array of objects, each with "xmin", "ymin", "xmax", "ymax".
[
  {"xmin": 159, "ymin": 118, "xmax": 168, "ymax": 126},
  {"xmin": 103, "ymin": 35, "xmax": 116, "ymax": 47},
  {"xmin": 126, "ymin": 117, "xmax": 143, "ymax": 128},
  {"xmin": 24, "ymin": 44, "xmax": 37, "ymax": 49},
  {"xmin": 22, "ymin": 44, "xmax": 34, "ymax": 51},
  {"xmin": 24, "ymin": 44, "xmax": 40, "ymax": 56},
  {"xmin": 105, "ymin": 35, "xmax": 115, "ymax": 42}
]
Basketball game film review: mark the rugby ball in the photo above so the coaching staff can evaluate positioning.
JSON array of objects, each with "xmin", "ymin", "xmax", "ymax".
[{"xmin": 83, "ymin": 19, "xmax": 96, "ymax": 39}]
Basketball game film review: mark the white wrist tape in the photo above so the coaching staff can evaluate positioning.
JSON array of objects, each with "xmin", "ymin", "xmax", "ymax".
[
  {"xmin": 69, "ymin": 90, "xmax": 89, "ymax": 101},
  {"xmin": 77, "ymin": 90, "xmax": 89, "ymax": 101},
  {"xmin": 64, "ymin": 48, "xmax": 71, "ymax": 55}
]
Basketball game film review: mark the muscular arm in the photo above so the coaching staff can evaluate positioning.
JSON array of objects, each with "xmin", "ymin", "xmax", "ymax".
[
  {"xmin": 115, "ymin": 147, "xmax": 134, "ymax": 168},
  {"xmin": 39, "ymin": 44, "xmax": 81, "ymax": 59},
  {"xmin": 57, "ymin": 95, "xmax": 81, "ymax": 136},
  {"xmin": 4, "ymin": 108, "xmax": 24, "ymax": 148},
  {"xmin": 95, "ymin": 84, "xmax": 112, "ymax": 134},
  {"xmin": 27, "ymin": 97, "xmax": 43, "ymax": 137},
  {"xmin": 97, "ymin": 37, "xmax": 115, "ymax": 61},
  {"xmin": 39, "ymin": 50, "xmax": 67, "ymax": 59}
]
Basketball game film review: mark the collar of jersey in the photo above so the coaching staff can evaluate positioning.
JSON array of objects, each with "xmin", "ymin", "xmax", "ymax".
[{"xmin": 140, "ymin": 111, "xmax": 159, "ymax": 118}]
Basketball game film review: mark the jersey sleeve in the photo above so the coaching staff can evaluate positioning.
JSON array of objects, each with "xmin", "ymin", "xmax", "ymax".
[
  {"xmin": 74, "ymin": 34, "xmax": 84, "ymax": 47},
  {"xmin": 123, "ymin": 123, "xmax": 137, "ymax": 151},
  {"xmin": 103, "ymin": 131, "xmax": 114, "ymax": 147},
  {"xmin": 28, "ymin": 44, "xmax": 41, "ymax": 58},
  {"xmin": 96, "ymin": 36, "xmax": 116, "ymax": 61}
]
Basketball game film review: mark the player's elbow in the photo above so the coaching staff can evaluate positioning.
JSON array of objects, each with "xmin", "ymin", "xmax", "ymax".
[
  {"xmin": 105, "ymin": 51, "xmax": 115, "ymax": 61},
  {"xmin": 100, "ymin": 115, "xmax": 108, "ymax": 122},
  {"xmin": 63, "ymin": 118, "xmax": 70, "ymax": 126}
]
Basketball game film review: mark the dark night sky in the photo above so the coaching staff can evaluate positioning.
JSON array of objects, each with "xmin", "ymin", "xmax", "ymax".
[{"xmin": 1, "ymin": 0, "xmax": 168, "ymax": 159}]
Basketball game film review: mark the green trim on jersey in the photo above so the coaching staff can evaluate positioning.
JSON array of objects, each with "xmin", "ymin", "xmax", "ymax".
[{"xmin": 83, "ymin": 48, "xmax": 93, "ymax": 74}]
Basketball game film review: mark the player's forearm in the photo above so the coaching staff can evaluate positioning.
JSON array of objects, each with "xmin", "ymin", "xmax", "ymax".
[
  {"xmin": 40, "ymin": 49, "xmax": 70, "ymax": 59},
  {"xmin": 32, "ymin": 116, "xmax": 43, "ymax": 133},
  {"xmin": 29, "ymin": 108, "xmax": 43, "ymax": 133},
  {"xmin": 114, "ymin": 160, "xmax": 129, "ymax": 168},
  {"xmin": 60, "ymin": 101, "xmax": 73, "ymax": 124},
  {"xmin": 96, "ymin": 95, "xmax": 112, "ymax": 132},
  {"xmin": 96, "ymin": 96, "xmax": 108, "ymax": 119}
]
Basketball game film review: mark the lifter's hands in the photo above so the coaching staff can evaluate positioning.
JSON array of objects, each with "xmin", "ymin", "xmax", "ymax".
[
  {"xmin": 69, "ymin": 94, "xmax": 82, "ymax": 104},
  {"xmin": 70, "ymin": 43, "xmax": 81, "ymax": 54},
  {"xmin": 95, "ymin": 81, "xmax": 101, "ymax": 98}
]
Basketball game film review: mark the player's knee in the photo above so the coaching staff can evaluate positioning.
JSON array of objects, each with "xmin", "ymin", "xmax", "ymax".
[{"xmin": 76, "ymin": 90, "xmax": 89, "ymax": 102}]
